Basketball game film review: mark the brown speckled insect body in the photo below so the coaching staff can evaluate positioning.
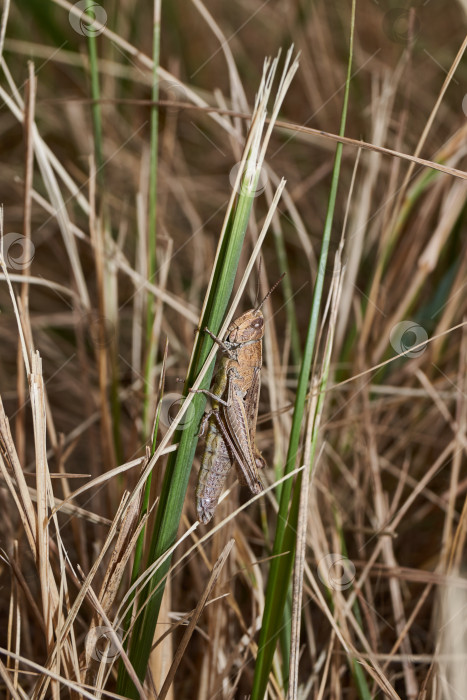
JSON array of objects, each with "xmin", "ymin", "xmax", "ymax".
[{"xmin": 194, "ymin": 275, "xmax": 284, "ymax": 524}]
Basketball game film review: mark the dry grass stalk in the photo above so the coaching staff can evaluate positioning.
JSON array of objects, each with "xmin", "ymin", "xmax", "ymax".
[{"xmin": 0, "ymin": 2, "xmax": 466, "ymax": 698}]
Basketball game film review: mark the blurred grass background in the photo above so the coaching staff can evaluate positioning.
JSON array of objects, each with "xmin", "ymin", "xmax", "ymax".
[{"xmin": 0, "ymin": 0, "xmax": 467, "ymax": 698}]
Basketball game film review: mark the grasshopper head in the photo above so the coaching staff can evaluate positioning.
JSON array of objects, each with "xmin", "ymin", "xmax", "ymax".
[
  {"xmin": 226, "ymin": 273, "xmax": 285, "ymax": 344},
  {"xmin": 227, "ymin": 309, "xmax": 264, "ymax": 343}
]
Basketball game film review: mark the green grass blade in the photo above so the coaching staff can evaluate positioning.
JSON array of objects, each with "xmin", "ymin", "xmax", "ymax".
[
  {"xmin": 251, "ymin": 5, "xmax": 356, "ymax": 697},
  {"xmin": 117, "ymin": 52, "xmax": 298, "ymax": 698},
  {"xmin": 132, "ymin": 0, "xmax": 162, "ymax": 609},
  {"xmin": 143, "ymin": 0, "xmax": 161, "ymax": 407},
  {"xmin": 116, "ymin": 187, "xmax": 257, "ymax": 698}
]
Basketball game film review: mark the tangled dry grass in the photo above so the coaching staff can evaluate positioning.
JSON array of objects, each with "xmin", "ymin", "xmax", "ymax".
[{"xmin": 0, "ymin": 1, "xmax": 467, "ymax": 698}]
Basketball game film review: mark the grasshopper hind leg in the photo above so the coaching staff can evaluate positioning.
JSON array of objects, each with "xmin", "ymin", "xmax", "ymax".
[{"xmin": 234, "ymin": 461, "xmax": 264, "ymax": 494}]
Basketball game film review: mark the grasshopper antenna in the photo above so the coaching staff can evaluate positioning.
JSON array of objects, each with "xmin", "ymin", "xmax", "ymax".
[
  {"xmin": 255, "ymin": 272, "xmax": 286, "ymax": 313},
  {"xmin": 254, "ymin": 257, "xmax": 263, "ymax": 309}
]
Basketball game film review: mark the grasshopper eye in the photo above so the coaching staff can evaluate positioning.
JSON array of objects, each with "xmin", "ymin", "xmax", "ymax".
[{"xmin": 252, "ymin": 319, "xmax": 263, "ymax": 329}]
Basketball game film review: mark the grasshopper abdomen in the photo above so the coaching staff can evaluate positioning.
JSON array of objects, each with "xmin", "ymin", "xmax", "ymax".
[{"xmin": 196, "ymin": 418, "xmax": 232, "ymax": 524}]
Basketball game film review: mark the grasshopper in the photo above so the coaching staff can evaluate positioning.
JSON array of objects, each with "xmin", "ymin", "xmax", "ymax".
[{"xmin": 192, "ymin": 275, "xmax": 284, "ymax": 524}]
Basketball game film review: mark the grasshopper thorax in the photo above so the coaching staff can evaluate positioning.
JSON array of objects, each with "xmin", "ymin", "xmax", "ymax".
[{"xmin": 227, "ymin": 309, "xmax": 264, "ymax": 344}]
